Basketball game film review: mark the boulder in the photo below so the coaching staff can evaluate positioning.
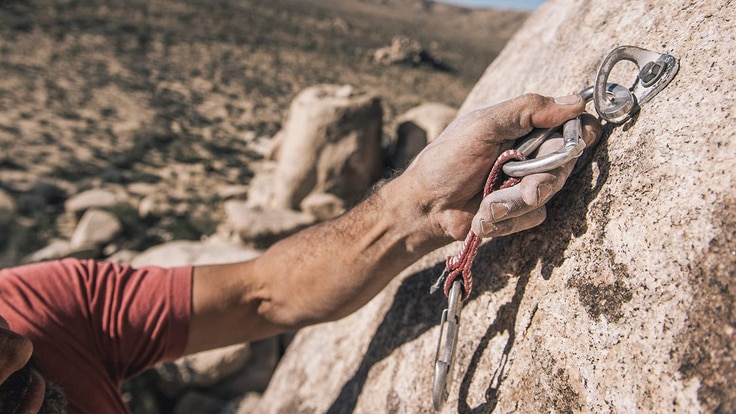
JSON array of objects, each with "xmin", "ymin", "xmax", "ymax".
[
  {"xmin": 152, "ymin": 337, "xmax": 285, "ymax": 414},
  {"xmin": 268, "ymin": 84, "xmax": 383, "ymax": 210},
  {"xmin": 208, "ymin": 337, "xmax": 284, "ymax": 398},
  {"xmin": 245, "ymin": 162, "xmax": 277, "ymax": 208},
  {"xmin": 390, "ymin": 102, "xmax": 457, "ymax": 169},
  {"xmin": 250, "ymin": 1, "xmax": 736, "ymax": 413},
  {"xmin": 64, "ymin": 188, "xmax": 121, "ymax": 217},
  {"xmin": 24, "ymin": 239, "xmax": 99, "ymax": 263},
  {"xmin": 138, "ymin": 192, "xmax": 175, "ymax": 219},
  {"xmin": 224, "ymin": 201, "xmax": 316, "ymax": 248},
  {"xmin": 299, "ymin": 192, "xmax": 346, "ymax": 221},
  {"xmin": 0, "ymin": 189, "xmax": 16, "ymax": 229},
  {"xmin": 172, "ymin": 391, "xmax": 224, "ymax": 414},
  {"xmin": 155, "ymin": 343, "xmax": 252, "ymax": 395},
  {"xmin": 374, "ymin": 35, "xmax": 424, "ymax": 66},
  {"xmin": 70, "ymin": 209, "xmax": 122, "ymax": 249},
  {"xmin": 218, "ymin": 185, "xmax": 250, "ymax": 202},
  {"xmin": 105, "ymin": 249, "xmax": 139, "ymax": 266},
  {"xmin": 130, "ymin": 238, "xmax": 261, "ymax": 268},
  {"xmin": 373, "ymin": 35, "xmax": 447, "ymax": 70},
  {"xmin": 230, "ymin": 392, "xmax": 262, "ymax": 414}
]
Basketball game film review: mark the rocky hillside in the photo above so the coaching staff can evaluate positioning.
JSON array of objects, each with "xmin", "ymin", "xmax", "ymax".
[{"xmin": 0, "ymin": 0, "xmax": 526, "ymax": 265}]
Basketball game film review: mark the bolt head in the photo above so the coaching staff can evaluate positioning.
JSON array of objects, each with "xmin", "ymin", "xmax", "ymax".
[{"xmin": 640, "ymin": 61, "xmax": 665, "ymax": 86}]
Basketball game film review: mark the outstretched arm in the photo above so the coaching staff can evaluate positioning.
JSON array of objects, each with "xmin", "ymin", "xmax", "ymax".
[{"xmin": 184, "ymin": 94, "xmax": 601, "ymax": 354}]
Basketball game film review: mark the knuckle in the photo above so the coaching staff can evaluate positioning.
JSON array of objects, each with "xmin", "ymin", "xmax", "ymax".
[
  {"xmin": 516, "ymin": 94, "xmax": 547, "ymax": 129},
  {"xmin": 519, "ymin": 93, "xmax": 545, "ymax": 106},
  {"xmin": 521, "ymin": 173, "xmax": 560, "ymax": 207}
]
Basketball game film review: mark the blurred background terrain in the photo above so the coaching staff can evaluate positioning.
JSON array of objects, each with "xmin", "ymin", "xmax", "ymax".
[
  {"xmin": 0, "ymin": 0, "xmax": 527, "ymax": 263},
  {"xmin": 0, "ymin": 0, "xmax": 529, "ymax": 411}
]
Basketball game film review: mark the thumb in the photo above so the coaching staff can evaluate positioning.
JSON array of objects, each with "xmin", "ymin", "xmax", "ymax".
[{"xmin": 464, "ymin": 93, "xmax": 586, "ymax": 144}]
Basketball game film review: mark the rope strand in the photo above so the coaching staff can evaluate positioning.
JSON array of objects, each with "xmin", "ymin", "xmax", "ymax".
[{"xmin": 442, "ymin": 149, "xmax": 526, "ymax": 300}]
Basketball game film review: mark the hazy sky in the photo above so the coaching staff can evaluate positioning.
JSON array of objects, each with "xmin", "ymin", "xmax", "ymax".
[{"xmin": 436, "ymin": 0, "xmax": 545, "ymax": 10}]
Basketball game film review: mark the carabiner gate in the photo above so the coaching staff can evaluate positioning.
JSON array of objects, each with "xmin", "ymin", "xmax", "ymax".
[
  {"xmin": 502, "ymin": 113, "xmax": 585, "ymax": 177},
  {"xmin": 502, "ymin": 86, "xmax": 594, "ymax": 177},
  {"xmin": 432, "ymin": 279, "xmax": 464, "ymax": 411}
]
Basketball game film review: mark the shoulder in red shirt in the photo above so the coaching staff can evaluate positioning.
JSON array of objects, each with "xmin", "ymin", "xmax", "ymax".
[{"xmin": 0, "ymin": 259, "xmax": 192, "ymax": 414}]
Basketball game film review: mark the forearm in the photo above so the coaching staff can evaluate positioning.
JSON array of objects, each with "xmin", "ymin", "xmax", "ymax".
[
  {"xmin": 251, "ymin": 177, "xmax": 446, "ymax": 328},
  {"xmin": 186, "ymin": 177, "xmax": 447, "ymax": 353},
  {"xmin": 185, "ymin": 94, "xmax": 594, "ymax": 354}
]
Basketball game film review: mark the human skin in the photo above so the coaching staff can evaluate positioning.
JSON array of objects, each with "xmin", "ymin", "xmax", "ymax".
[
  {"xmin": 0, "ymin": 94, "xmax": 601, "ymax": 411},
  {"xmin": 185, "ymin": 93, "xmax": 602, "ymax": 353},
  {"xmin": 0, "ymin": 317, "xmax": 46, "ymax": 413}
]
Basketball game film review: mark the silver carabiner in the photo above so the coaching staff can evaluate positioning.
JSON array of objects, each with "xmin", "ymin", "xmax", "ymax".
[
  {"xmin": 502, "ymin": 112, "xmax": 585, "ymax": 177},
  {"xmin": 503, "ymin": 46, "xmax": 678, "ymax": 178},
  {"xmin": 502, "ymin": 86, "xmax": 595, "ymax": 177},
  {"xmin": 432, "ymin": 279, "xmax": 464, "ymax": 411}
]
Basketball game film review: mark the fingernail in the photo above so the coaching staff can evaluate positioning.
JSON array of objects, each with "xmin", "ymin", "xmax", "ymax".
[
  {"xmin": 479, "ymin": 218, "xmax": 496, "ymax": 237},
  {"xmin": 554, "ymin": 94, "xmax": 582, "ymax": 105},
  {"xmin": 537, "ymin": 184, "xmax": 555, "ymax": 205},
  {"xmin": 489, "ymin": 202, "xmax": 510, "ymax": 222}
]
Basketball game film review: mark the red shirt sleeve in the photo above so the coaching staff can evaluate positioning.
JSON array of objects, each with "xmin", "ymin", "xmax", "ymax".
[{"xmin": 0, "ymin": 259, "xmax": 192, "ymax": 413}]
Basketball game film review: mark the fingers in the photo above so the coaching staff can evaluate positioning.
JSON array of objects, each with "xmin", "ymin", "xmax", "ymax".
[
  {"xmin": 477, "ymin": 206, "xmax": 547, "ymax": 237},
  {"xmin": 454, "ymin": 93, "xmax": 587, "ymax": 145},
  {"xmin": 471, "ymin": 183, "xmax": 551, "ymax": 237},
  {"xmin": 471, "ymin": 114, "xmax": 602, "ymax": 237},
  {"xmin": 0, "ymin": 328, "xmax": 33, "ymax": 385}
]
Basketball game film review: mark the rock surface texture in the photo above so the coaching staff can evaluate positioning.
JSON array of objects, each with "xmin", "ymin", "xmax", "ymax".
[{"xmin": 249, "ymin": 1, "xmax": 736, "ymax": 413}]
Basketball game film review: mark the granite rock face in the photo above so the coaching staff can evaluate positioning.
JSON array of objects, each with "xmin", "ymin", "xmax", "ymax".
[{"xmin": 251, "ymin": 1, "xmax": 736, "ymax": 413}]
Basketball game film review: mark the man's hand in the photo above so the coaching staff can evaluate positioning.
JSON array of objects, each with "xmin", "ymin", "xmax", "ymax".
[
  {"xmin": 186, "ymin": 93, "xmax": 602, "ymax": 354},
  {"xmin": 0, "ymin": 317, "xmax": 46, "ymax": 413},
  {"xmin": 0, "ymin": 317, "xmax": 32, "ymax": 386},
  {"xmin": 400, "ymin": 93, "xmax": 601, "ymax": 241}
]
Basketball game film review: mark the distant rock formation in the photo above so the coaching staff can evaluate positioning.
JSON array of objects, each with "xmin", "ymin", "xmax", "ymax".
[
  {"xmin": 389, "ymin": 102, "xmax": 457, "ymax": 170},
  {"xmin": 0, "ymin": 189, "xmax": 16, "ymax": 240},
  {"xmin": 255, "ymin": 84, "xmax": 384, "ymax": 211},
  {"xmin": 374, "ymin": 35, "xmax": 451, "ymax": 71},
  {"xmin": 247, "ymin": 1, "xmax": 736, "ymax": 413}
]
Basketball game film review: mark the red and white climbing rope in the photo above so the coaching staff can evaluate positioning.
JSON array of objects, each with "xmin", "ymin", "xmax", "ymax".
[{"xmin": 441, "ymin": 149, "xmax": 527, "ymax": 300}]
